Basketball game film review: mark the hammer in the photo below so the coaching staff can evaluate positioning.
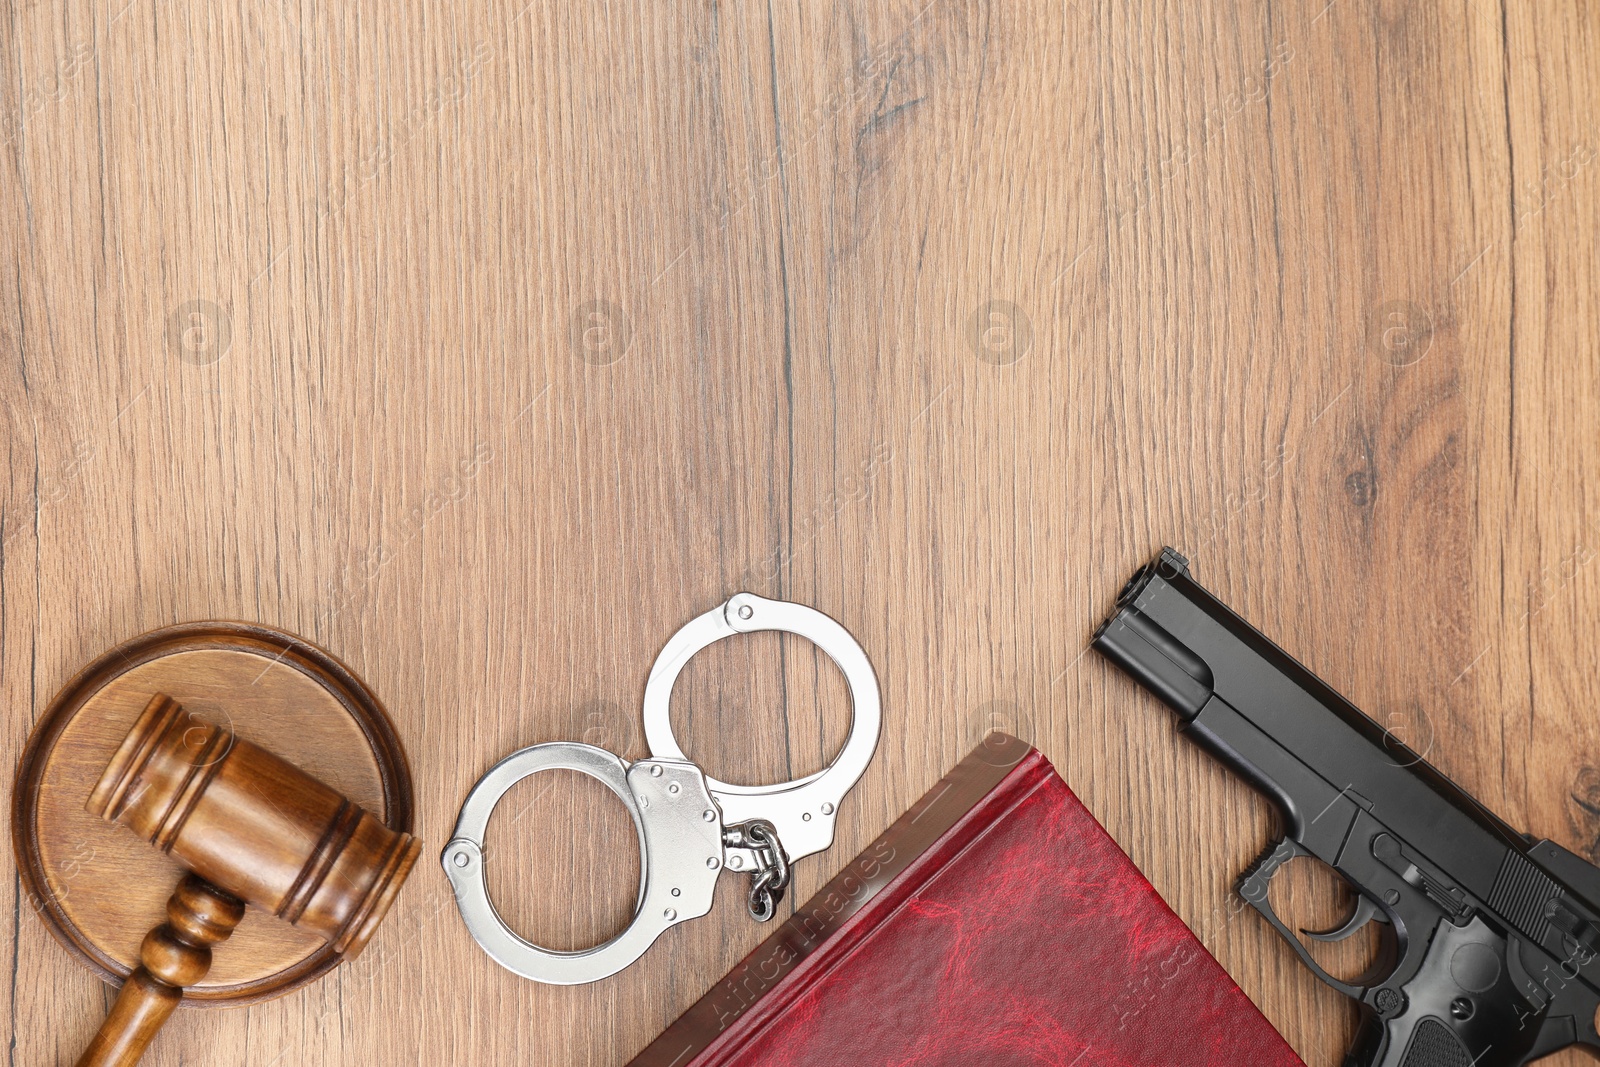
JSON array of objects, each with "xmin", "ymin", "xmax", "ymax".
[{"xmin": 77, "ymin": 694, "xmax": 421, "ymax": 1066}]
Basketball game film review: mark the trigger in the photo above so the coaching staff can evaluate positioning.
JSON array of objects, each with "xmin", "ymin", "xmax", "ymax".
[
  {"xmin": 1236, "ymin": 837, "xmax": 1367, "ymax": 1000},
  {"xmin": 1302, "ymin": 893, "xmax": 1388, "ymax": 942}
]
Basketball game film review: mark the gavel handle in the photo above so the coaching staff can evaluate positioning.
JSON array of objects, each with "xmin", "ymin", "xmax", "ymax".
[{"xmin": 75, "ymin": 874, "xmax": 246, "ymax": 1067}]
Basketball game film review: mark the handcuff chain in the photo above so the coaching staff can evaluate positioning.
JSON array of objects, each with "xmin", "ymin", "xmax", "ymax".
[{"xmin": 722, "ymin": 819, "xmax": 791, "ymax": 922}]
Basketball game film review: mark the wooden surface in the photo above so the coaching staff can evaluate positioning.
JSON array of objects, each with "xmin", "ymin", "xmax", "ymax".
[{"xmin": 1, "ymin": 1, "xmax": 1596, "ymax": 1064}]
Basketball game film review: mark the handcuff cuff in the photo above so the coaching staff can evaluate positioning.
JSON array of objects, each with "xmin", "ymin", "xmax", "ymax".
[{"xmin": 442, "ymin": 593, "xmax": 881, "ymax": 985}]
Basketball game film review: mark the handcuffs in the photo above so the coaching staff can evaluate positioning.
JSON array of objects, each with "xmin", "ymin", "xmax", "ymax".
[{"xmin": 442, "ymin": 593, "xmax": 881, "ymax": 984}]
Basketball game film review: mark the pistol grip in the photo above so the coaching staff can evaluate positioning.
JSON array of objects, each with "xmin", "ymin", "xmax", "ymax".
[{"xmin": 1341, "ymin": 916, "xmax": 1546, "ymax": 1067}]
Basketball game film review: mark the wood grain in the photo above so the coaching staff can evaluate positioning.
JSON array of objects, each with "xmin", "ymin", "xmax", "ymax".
[{"xmin": 2, "ymin": 1, "xmax": 1597, "ymax": 1064}]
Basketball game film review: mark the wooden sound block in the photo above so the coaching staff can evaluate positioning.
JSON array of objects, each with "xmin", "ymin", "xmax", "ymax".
[{"xmin": 12, "ymin": 622, "xmax": 414, "ymax": 1006}]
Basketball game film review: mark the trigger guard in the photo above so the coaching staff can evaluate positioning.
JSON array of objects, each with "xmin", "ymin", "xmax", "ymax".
[
  {"xmin": 442, "ymin": 742, "xmax": 724, "ymax": 984},
  {"xmin": 1237, "ymin": 838, "xmax": 1369, "ymax": 1000}
]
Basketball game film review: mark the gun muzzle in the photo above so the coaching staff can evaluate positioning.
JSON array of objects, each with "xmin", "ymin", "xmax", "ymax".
[{"xmin": 1092, "ymin": 549, "xmax": 1213, "ymax": 720}]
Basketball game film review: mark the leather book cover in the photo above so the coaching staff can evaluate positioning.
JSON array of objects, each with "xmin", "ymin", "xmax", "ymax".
[{"xmin": 629, "ymin": 732, "xmax": 1304, "ymax": 1067}]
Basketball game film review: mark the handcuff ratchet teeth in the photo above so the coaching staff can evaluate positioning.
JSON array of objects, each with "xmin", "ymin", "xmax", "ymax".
[{"xmin": 442, "ymin": 593, "xmax": 881, "ymax": 984}]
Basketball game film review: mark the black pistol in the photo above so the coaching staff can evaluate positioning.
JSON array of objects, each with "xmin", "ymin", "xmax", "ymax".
[{"xmin": 1093, "ymin": 548, "xmax": 1600, "ymax": 1067}]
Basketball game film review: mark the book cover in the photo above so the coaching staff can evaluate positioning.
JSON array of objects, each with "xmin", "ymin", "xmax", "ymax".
[{"xmin": 628, "ymin": 733, "xmax": 1304, "ymax": 1067}]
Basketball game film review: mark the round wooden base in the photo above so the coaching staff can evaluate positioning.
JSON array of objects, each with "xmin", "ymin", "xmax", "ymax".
[{"xmin": 12, "ymin": 622, "xmax": 414, "ymax": 1006}]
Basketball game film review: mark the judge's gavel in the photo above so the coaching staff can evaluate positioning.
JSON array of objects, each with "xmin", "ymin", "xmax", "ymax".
[{"xmin": 77, "ymin": 694, "xmax": 421, "ymax": 1066}]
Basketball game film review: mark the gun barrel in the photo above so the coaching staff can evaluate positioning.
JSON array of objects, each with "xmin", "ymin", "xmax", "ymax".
[
  {"xmin": 1093, "ymin": 549, "xmax": 1566, "ymax": 917},
  {"xmin": 1092, "ymin": 560, "xmax": 1213, "ymax": 719}
]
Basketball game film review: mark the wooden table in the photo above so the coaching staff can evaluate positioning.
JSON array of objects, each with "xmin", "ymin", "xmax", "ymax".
[{"xmin": 3, "ymin": 2, "xmax": 1597, "ymax": 1064}]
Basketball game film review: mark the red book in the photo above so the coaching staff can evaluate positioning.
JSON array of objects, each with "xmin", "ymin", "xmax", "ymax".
[{"xmin": 629, "ymin": 734, "xmax": 1304, "ymax": 1067}]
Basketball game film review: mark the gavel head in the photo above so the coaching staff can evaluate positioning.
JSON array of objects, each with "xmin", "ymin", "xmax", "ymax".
[{"xmin": 87, "ymin": 694, "xmax": 420, "ymax": 957}]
